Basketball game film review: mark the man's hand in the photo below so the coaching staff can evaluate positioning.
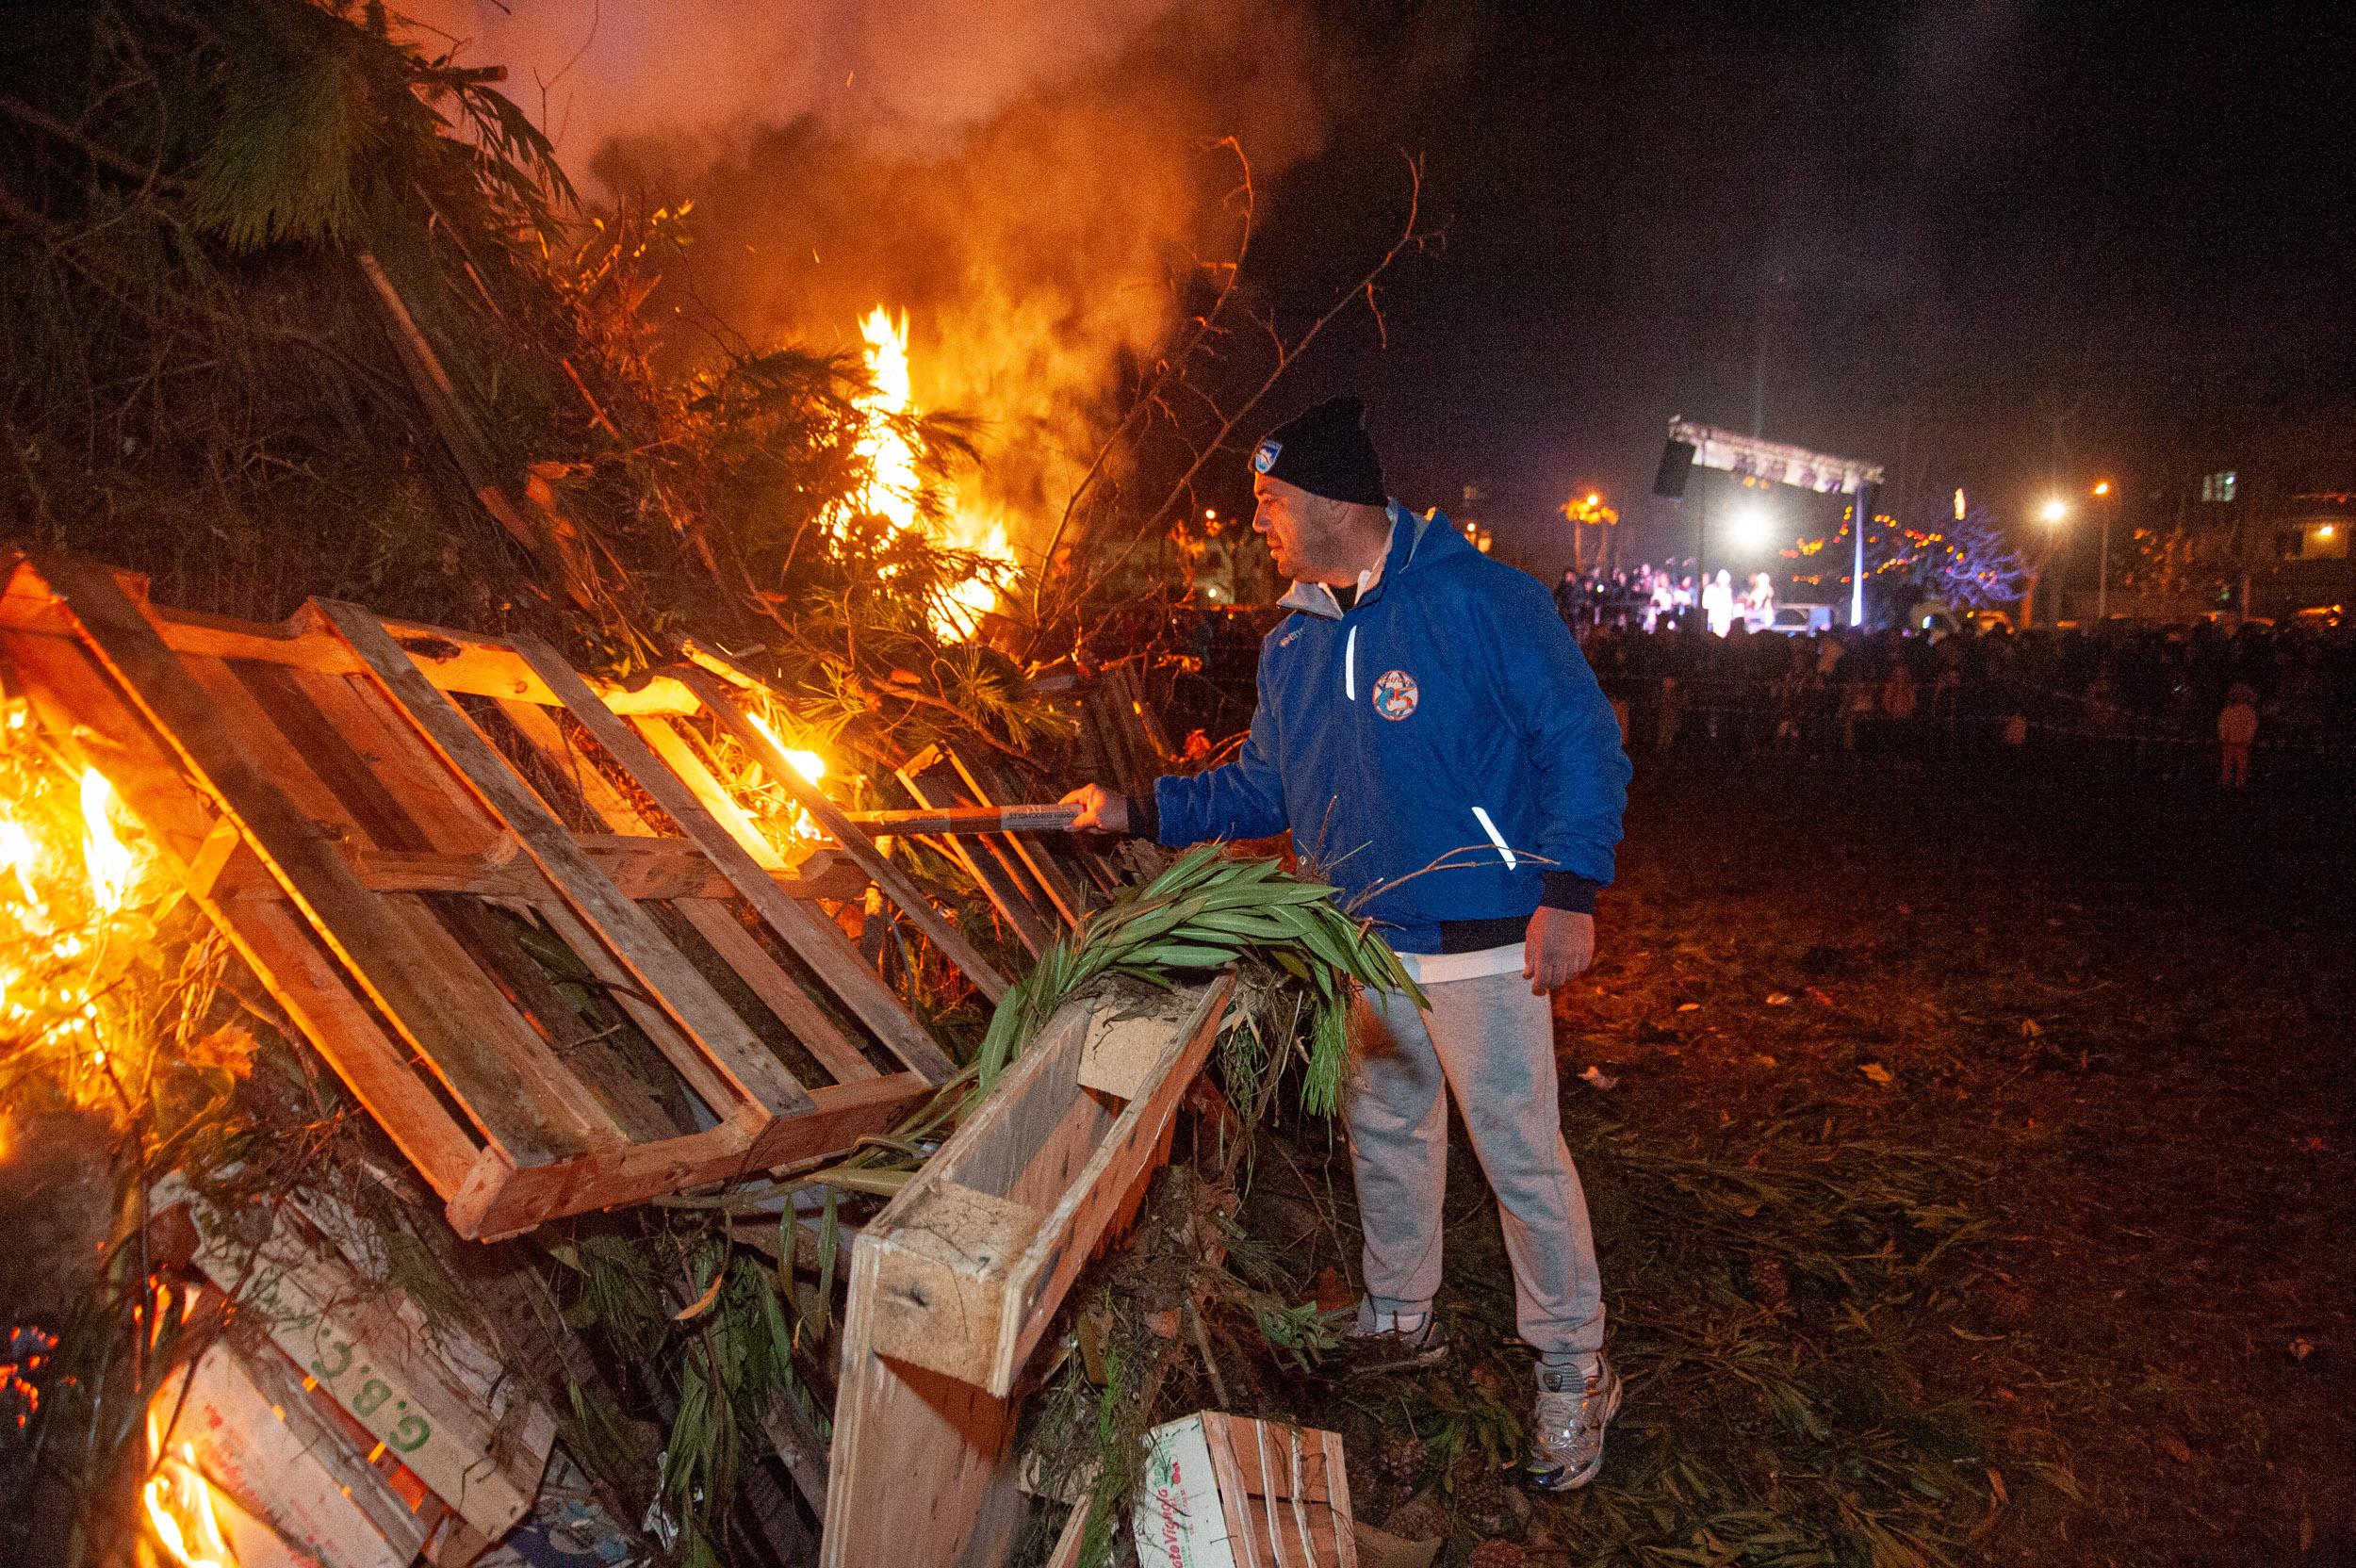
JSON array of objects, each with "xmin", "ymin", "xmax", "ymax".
[
  {"xmin": 1524, "ymin": 906, "xmax": 1595, "ymax": 995},
  {"xmin": 1060, "ymin": 782, "xmax": 1129, "ymax": 835}
]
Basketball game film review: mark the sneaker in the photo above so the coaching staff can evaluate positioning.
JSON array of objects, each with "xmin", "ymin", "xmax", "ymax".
[
  {"xmin": 1326, "ymin": 1305, "xmax": 1448, "ymax": 1376},
  {"xmin": 1524, "ymin": 1353, "xmax": 1622, "ymax": 1492}
]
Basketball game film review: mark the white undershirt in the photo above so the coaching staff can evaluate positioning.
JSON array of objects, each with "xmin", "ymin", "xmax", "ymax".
[{"xmin": 1396, "ymin": 941, "xmax": 1526, "ymax": 987}]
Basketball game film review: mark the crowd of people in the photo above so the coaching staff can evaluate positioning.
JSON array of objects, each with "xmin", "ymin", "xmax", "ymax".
[
  {"xmin": 1555, "ymin": 562, "xmax": 1782, "ymax": 638},
  {"xmin": 1564, "ymin": 612, "xmax": 2356, "ymax": 789}
]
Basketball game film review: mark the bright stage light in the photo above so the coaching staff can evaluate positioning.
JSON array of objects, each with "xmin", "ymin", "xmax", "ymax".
[
  {"xmin": 1731, "ymin": 503, "xmax": 1773, "ymax": 549},
  {"xmin": 2040, "ymin": 498, "xmax": 2070, "ymax": 525}
]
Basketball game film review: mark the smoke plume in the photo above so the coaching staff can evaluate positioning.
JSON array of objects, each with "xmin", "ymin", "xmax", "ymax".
[{"xmin": 403, "ymin": 0, "xmax": 1345, "ymax": 549}]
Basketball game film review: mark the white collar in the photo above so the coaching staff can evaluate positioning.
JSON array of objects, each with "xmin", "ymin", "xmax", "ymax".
[{"xmin": 1278, "ymin": 507, "xmax": 1397, "ymax": 620}]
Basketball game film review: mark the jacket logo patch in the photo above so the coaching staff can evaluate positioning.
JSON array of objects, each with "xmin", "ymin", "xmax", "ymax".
[
  {"xmin": 1279, "ymin": 626, "xmax": 1302, "ymax": 647},
  {"xmin": 1252, "ymin": 438, "xmax": 1282, "ymax": 474},
  {"xmin": 1371, "ymin": 668, "xmax": 1419, "ymax": 721}
]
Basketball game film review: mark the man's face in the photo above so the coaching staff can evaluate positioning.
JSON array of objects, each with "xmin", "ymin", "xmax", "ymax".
[{"xmin": 1252, "ymin": 474, "xmax": 1347, "ymax": 582}]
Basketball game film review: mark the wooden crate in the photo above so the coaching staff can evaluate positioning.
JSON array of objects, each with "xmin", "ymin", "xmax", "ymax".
[
  {"xmin": 1133, "ymin": 1413, "xmax": 1355, "ymax": 1568},
  {"xmin": 0, "ymin": 552, "xmax": 994, "ymax": 1238},
  {"xmin": 823, "ymin": 975, "xmax": 1232, "ymax": 1568}
]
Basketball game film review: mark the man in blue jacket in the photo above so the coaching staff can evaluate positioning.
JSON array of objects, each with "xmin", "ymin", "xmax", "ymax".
[{"xmin": 1064, "ymin": 396, "xmax": 1634, "ymax": 1491}]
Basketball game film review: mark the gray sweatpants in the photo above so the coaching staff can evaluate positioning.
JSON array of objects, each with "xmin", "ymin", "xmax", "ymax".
[{"xmin": 1344, "ymin": 971, "xmax": 1605, "ymax": 1356}]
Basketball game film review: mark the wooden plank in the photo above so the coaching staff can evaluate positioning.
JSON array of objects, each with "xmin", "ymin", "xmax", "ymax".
[
  {"xmin": 287, "ymin": 665, "xmax": 501, "ymax": 853},
  {"xmin": 453, "ymin": 1073, "xmax": 930, "ymax": 1240},
  {"xmin": 677, "ymin": 666, "xmax": 1012, "ymax": 1003},
  {"xmin": 821, "ymin": 1235, "xmax": 1030, "ymax": 1568},
  {"xmin": 317, "ymin": 601, "xmax": 815, "ymax": 1119},
  {"xmin": 674, "ymin": 899, "xmax": 879, "ymax": 1084},
  {"xmin": 24, "ymin": 557, "xmax": 590, "ymax": 1168},
  {"xmin": 506, "ymin": 637, "xmax": 955, "ymax": 1086},
  {"xmin": 0, "ymin": 578, "xmax": 706, "ymax": 713},
  {"xmin": 345, "ymin": 840, "xmax": 867, "ymax": 903}
]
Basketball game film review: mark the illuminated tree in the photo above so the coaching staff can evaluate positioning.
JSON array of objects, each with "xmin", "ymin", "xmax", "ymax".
[
  {"xmin": 1561, "ymin": 491, "xmax": 1619, "ymax": 572},
  {"xmin": 1910, "ymin": 506, "xmax": 2031, "ymax": 609}
]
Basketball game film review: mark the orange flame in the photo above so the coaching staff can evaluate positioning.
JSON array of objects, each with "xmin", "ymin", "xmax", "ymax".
[
  {"xmin": 144, "ymin": 1401, "xmax": 238, "ymax": 1568},
  {"xmin": 744, "ymin": 711, "xmax": 829, "ymax": 845},
  {"xmin": 846, "ymin": 306, "xmax": 1017, "ymax": 641},
  {"xmin": 80, "ymin": 768, "xmax": 139, "ymax": 915},
  {"xmin": 0, "ymin": 708, "xmax": 159, "ymax": 1112}
]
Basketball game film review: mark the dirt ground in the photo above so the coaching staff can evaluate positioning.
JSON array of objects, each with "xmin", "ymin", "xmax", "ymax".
[{"xmin": 1243, "ymin": 749, "xmax": 2354, "ymax": 1567}]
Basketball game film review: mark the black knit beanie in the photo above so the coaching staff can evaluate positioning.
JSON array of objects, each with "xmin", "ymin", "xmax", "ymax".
[{"xmin": 1250, "ymin": 396, "xmax": 1387, "ymax": 505}]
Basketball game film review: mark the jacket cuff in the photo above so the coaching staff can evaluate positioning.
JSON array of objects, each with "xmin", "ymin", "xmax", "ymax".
[
  {"xmin": 1124, "ymin": 792, "xmax": 1161, "ymax": 843},
  {"xmin": 1541, "ymin": 871, "xmax": 1599, "ymax": 915}
]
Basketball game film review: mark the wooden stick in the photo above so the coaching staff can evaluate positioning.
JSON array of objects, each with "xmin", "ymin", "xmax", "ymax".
[
  {"xmin": 675, "ymin": 666, "xmax": 1012, "ymax": 1003},
  {"xmin": 841, "ymin": 804, "xmax": 1083, "ymax": 837}
]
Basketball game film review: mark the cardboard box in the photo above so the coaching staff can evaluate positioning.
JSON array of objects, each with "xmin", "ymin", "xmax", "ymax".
[
  {"xmin": 1133, "ymin": 1413, "xmax": 1356, "ymax": 1568},
  {"xmin": 154, "ymin": 1339, "xmax": 434, "ymax": 1568}
]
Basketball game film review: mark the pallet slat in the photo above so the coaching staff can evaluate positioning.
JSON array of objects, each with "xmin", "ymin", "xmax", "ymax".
[
  {"xmin": 318, "ymin": 602, "xmax": 816, "ymax": 1120},
  {"xmin": 509, "ymin": 638, "xmax": 955, "ymax": 1086}
]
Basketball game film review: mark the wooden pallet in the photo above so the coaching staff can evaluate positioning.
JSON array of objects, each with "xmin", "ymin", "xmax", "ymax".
[
  {"xmin": 0, "ymin": 553, "xmax": 998, "ymax": 1239},
  {"xmin": 822, "ymin": 974, "xmax": 1232, "ymax": 1568}
]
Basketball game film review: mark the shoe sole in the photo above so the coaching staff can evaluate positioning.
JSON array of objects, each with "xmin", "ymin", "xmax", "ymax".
[
  {"xmin": 1524, "ymin": 1372, "xmax": 1624, "ymax": 1493},
  {"xmin": 1335, "ymin": 1339, "xmax": 1448, "ymax": 1378}
]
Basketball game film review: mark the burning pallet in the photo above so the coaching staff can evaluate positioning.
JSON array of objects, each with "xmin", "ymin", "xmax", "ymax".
[{"xmin": 0, "ymin": 552, "xmax": 1002, "ymax": 1238}]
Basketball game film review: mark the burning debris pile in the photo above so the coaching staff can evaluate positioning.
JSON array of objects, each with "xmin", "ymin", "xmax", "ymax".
[{"xmin": 0, "ymin": 3, "xmax": 1448, "ymax": 1565}]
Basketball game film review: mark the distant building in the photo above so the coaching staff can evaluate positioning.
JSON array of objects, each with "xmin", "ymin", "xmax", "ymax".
[{"xmin": 2260, "ymin": 489, "xmax": 2355, "ymax": 618}]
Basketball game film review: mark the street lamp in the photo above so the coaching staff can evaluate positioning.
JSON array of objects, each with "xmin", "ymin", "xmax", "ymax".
[{"xmin": 2090, "ymin": 482, "xmax": 2116, "ymax": 621}]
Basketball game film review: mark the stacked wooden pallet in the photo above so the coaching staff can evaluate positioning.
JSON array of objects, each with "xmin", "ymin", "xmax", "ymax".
[{"xmin": 0, "ymin": 552, "xmax": 1000, "ymax": 1238}]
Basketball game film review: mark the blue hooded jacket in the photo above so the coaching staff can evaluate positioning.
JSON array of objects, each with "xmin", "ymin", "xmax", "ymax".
[{"xmin": 1153, "ymin": 502, "xmax": 1631, "ymax": 954}]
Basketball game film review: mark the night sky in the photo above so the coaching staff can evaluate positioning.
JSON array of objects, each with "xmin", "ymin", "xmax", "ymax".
[{"xmin": 1235, "ymin": 0, "xmax": 2356, "ymax": 568}]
